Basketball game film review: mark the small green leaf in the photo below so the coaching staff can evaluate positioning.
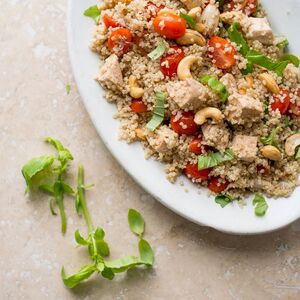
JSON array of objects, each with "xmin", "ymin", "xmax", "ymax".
[
  {"xmin": 228, "ymin": 22, "xmax": 250, "ymax": 56},
  {"xmin": 94, "ymin": 227, "xmax": 105, "ymax": 240},
  {"xmin": 295, "ymin": 147, "xmax": 300, "ymax": 160},
  {"xmin": 198, "ymin": 149, "xmax": 235, "ymax": 170},
  {"xmin": 61, "ymin": 265, "xmax": 96, "ymax": 288},
  {"xmin": 21, "ymin": 155, "xmax": 55, "ymax": 189},
  {"xmin": 148, "ymin": 42, "xmax": 167, "ymax": 61},
  {"xmin": 146, "ymin": 91, "xmax": 165, "ymax": 132},
  {"xmin": 101, "ymin": 267, "xmax": 115, "ymax": 280},
  {"xmin": 96, "ymin": 240, "xmax": 110, "ymax": 257},
  {"xmin": 260, "ymin": 126, "xmax": 281, "ymax": 148},
  {"xmin": 104, "ymin": 256, "xmax": 142, "ymax": 273},
  {"xmin": 278, "ymin": 54, "xmax": 300, "ymax": 67},
  {"xmin": 276, "ymin": 37, "xmax": 289, "ymax": 49},
  {"xmin": 66, "ymin": 84, "xmax": 71, "ymax": 95},
  {"xmin": 39, "ymin": 184, "xmax": 54, "ymax": 194},
  {"xmin": 83, "ymin": 5, "xmax": 101, "ymax": 23},
  {"xmin": 215, "ymin": 194, "xmax": 233, "ymax": 208},
  {"xmin": 139, "ymin": 239, "xmax": 154, "ymax": 266},
  {"xmin": 75, "ymin": 230, "xmax": 89, "ymax": 246},
  {"xmin": 252, "ymin": 194, "xmax": 268, "ymax": 217},
  {"xmin": 179, "ymin": 13, "xmax": 196, "ymax": 29},
  {"xmin": 45, "ymin": 137, "xmax": 73, "ymax": 165},
  {"xmin": 49, "ymin": 197, "xmax": 57, "ymax": 216},
  {"xmin": 200, "ymin": 75, "xmax": 229, "ymax": 102},
  {"xmin": 128, "ymin": 209, "xmax": 145, "ymax": 237},
  {"xmin": 283, "ymin": 116, "xmax": 290, "ymax": 128},
  {"xmin": 61, "ymin": 182, "xmax": 75, "ymax": 196}
]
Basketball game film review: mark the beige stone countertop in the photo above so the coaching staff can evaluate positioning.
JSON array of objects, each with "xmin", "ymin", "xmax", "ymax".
[{"xmin": 1, "ymin": 0, "xmax": 300, "ymax": 299}]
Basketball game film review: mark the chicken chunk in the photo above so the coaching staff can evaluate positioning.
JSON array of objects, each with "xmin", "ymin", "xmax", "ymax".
[
  {"xmin": 180, "ymin": 0, "xmax": 205, "ymax": 10},
  {"xmin": 200, "ymin": 4, "xmax": 220, "ymax": 36},
  {"xmin": 247, "ymin": 17, "xmax": 274, "ymax": 45},
  {"xmin": 231, "ymin": 135, "xmax": 258, "ymax": 162},
  {"xmin": 97, "ymin": 54, "xmax": 124, "ymax": 90},
  {"xmin": 166, "ymin": 78, "xmax": 209, "ymax": 110},
  {"xmin": 148, "ymin": 125, "xmax": 178, "ymax": 153},
  {"xmin": 219, "ymin": 73, "xmax": 237, "ymax": 94},
  {"xmin": 225, "ymin": 93, "xmax": 263, "ymax": 125},
  {"xmin": 201, "ymin": 123, "xmax": 230, "ymax": 152},
  {"xmin": 283, "ymin": 63, "xmax": 300, "ymax": 86}
]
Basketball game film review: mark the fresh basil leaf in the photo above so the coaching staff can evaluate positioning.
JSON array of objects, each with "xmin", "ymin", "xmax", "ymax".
[
  {"xmin": 49, "ymin": 197, "xmax": 57, "ymax": 216},
  {"xmin": 228, "ymin": 22, "xmax": 250, "ymax": 56},
  {"xmin": 179, "ymin": 13, "xmax": 196, "ymax": 29},
  {"xmin": 260, "ymin": 126, "xmax": 281, "ymax": 147},
  {"xmin": 61, "ymin": 265, "xmax": 97, "ymax": 288},
  {"xmin": 252, "ymin": 194, "xmax": 268, "ymax": 216},
  {"xmin": 146, "ymin": 91, "xmax": 165, "ymax": 132},
  {"xmin": 75, "ymin": 229, "xmax": 89, "ymax": 246},
  {"xmin": 45, "ymin": 137, "xmax": 73, "ymax": 165},
  {"xmin": 128, "ymin": 209, "xmax": 145, "ymax": 237},
  {"xmin": 215, "ymin": 194, "xmax": 233, "ymax": 208},
  {"xmin": 198, "ymin": 149, "xmax": 235, "ymax": 170},
  {"xmin": 278, "ymin": 54, "xmax": 300, "ymax": 67},
  {"xmin": 21, "ymin": 155, "xmax": 55, "ymax": 189},
  {"xmin": 66, "ymin": 84, "xmax": 71, "ymax": 95},
  {"xmin": 83, "ymin": 5, "xmax": 101, "ymax": 23},
  {"xmin": 139, "ymin": 239, "xmax": 154, "ymax": 266},
  {"xmin": 200, "ymin": 75, "xmax": 229, "ymax": 102},
  {"xmin": 295, "ymin": 147, "xmax": 300, "ymax": 160},
  {"xmin": 104, "ymin": 256, "xmax": 142, "ymax": 273},
  {"xmin": 148, "ymin": 42, "xmax": 167, "ymax": 61},
  {"xmin": 101, "ymin": 267, "xmax": 115, "ymax": 280}
]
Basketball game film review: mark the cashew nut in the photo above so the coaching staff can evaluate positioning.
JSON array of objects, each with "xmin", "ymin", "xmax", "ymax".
[
  {"xmin": 245, "ymin": 75, "xmax": 254, "ymax": 89},
  {"xmin": 177, "ymin": 55, "xmax": 201, "ymax": 80},
  {"xmin": 261, "ymin": 145, "xmax": 282, "ymax": 161},
  {"xmin": 128, "ymin": 75, "xmax": 144, "ymax": 99},
  {"xmin": 176, "ymin": 29, "xmax": 206, "ymax": 46},
  {"xmin": 187, "ymin": 7, "xmax": 206, "ymax": 33},
  {"xmin": 135, "ymin": 128, "xmax": 146, "ymax": 141},
  {"xmin": 194, "ymin": 107, "xmax": 224, "ymax": 125},
  {"xmin": 258, "ymin": 73, "xmax": 280, "ymax": 94},
  {"xmin": 285, "ymin": 133, "xmax": 300, "ymax": 156}
]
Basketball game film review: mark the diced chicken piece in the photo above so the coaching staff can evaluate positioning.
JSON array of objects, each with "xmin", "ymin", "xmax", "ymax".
[
  {"xmin": 180, "ymin": 0, "xmax": 205, "ymax": 10},
  {"xmin": 201, "ymin": 123, "xmax": 230, "ymax": 152},
  {"xmin": 231, "ymin": 135, "xmax": 258, "ymax": 162},
  {"xmin": 97, "ymin": 54, "xmax": 124, "ymax": 90},
  {"xmin": 283, "ymin": 63, "xmax": 300, "ymax": 86},
  {"xmin": 166, "ymin": 78, "xmax": 209, "ymax": 110},
  {"xmin": 225, "ymin": 93, "xmax": 263, "ymax": 125},
  {"xmin": 200, "ymin": 4, "xmax": 220, "ymax": 36},
  {"xmin": 247, "ymin": 17, "xmax": 274, "ymax": 45},
  {"xmin": 219, "ymin": 73, "xmax": 237, "ymax": 94},
  {"xmin": 148, "ymin": 125, "xmax": 178, "ymax": 153}
]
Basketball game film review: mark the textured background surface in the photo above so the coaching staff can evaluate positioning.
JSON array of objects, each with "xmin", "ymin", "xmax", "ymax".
[{"xmin": 1, "ymin": 0, "xmax": 300, "ymax": 299}]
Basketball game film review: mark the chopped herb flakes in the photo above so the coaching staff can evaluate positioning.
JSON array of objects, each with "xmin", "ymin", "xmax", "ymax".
[{"xmin": 146, "ymin": 91, "xmax": 165, "ymax": 131}]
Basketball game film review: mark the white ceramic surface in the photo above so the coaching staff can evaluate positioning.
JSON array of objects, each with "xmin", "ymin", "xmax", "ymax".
[{"xmin": 67, "ymin": 0, "xmax": 300, "ymax": 234}]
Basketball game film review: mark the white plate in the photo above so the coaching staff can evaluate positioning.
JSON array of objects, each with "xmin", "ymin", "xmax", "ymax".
[{"xmin": 67, "ymin": 0, "xmax": 300, "ymax": 234}]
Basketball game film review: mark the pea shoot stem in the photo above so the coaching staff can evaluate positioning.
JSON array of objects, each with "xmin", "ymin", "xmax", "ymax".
[
  {"xmin": 57, "ymin": 193, "xmax": 67, "ymax": 234},
  {"xmin": 77, "ymin": 165, "xmax": 94, "ymax": 232}
]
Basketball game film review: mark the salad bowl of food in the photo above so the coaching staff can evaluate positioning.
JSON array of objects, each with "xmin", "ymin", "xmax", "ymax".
[{"xmin": 68, "ymin": 0, "xmax": 300, "ymax": 234}]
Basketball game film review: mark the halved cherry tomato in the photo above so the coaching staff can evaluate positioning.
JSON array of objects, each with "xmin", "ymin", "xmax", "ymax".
[
  {"xmin": 184, "ymin": 163, "xmax": 211, "ymax": 181},
  {"xmin": 103, "ymin": 14, "xmax": 119, "ymax": 28},
  {"xmin": 147, "ymin": 2, "xmax": 164, "ymax": 20},
  {"xmin": 153, "ymin": 12, "xmax": 186, "ymax": 39},
  {"xmin": 208, "ymin": 177, "xmax": 229, "ymax": 193},
  {"xmin": 189, "ymin": 137, "xmax": 209, "ymax": 155},
  {"xmin": 130, "ymin": 99, "xmax": 148, "ymax": 113},
  {"xmin": 241, "ymin": 0, "xmax": 258, "ymax": 16},
  {"xmin": 288, "ymin": 88, "xmax": 300, "ymax": 116},
  {"xmin": 271, "ymin": 89, "xmax": 291, "ymax": 115},
  {"xmin": 170, "ymin": 111, "xmax": 199, "ymax": 135},
  {"xmin": 257, "ymin": 165, "xmax": 270, "ymax": 177},
  {"xmin": 160, "ymin": 45, "xmax": 185, "ymax": 78},
  {"xmin": 208, "ymin": 36, "xmax": 237, "ymax": 70},
  {"xmin": 108, "ymin": 28, "xmax": 133, "ymax": 55},
  {"xmin": 228, "ymin": 0, "xmax": 235, "ymax": 10}
]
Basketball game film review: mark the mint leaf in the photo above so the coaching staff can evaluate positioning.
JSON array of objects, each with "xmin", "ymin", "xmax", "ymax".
[
  {"xmin": 128, "ymin": 209, "xmax": 145, "ymax": 237},
  {"xmin": 139, "ymin": 239, "xmax": 154, "ymax": 266},
  {"xmin": 253, "ymin": 194, "xmax": 268, "ymax": 216},
  {"xmin": 215, "ymin": 194, "xmax": 233, "ymax": 208},
  {"xmin": 61, "ymin": 265, "xmax": 97, "ymax": 288},
  {"xmin": 83, "ymin": 5, "xmax": 101, "ymax": 23}
]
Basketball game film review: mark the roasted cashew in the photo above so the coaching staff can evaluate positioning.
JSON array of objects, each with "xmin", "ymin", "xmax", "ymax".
[
  {"xmin": 128, "ymin": 75, "xmax": 144, "ymax": 99},
  {"xmin": 176, "ymin": 29, "xmax": 206, "ymax": 46},
  {"xmin": 261, "ymin": 145, "xmax": 282, "ymax": 161},
  {"xmin": 187, "ymin": 7, "xmax": 205, "ymax": 33},
  {"xmin": 177, "ymin": 55, "xmax": 201, "ymax": 80},
  {"xmin": 194, "ymin": 107, "xmax": 224, "ymax": 125},
  {"xmin": 258, "ymin": 73, "xmax": 280, "ymax": 94},
  {"xmin": 285, "ymin": 133, "xmax": 300, "ymax": 156}
]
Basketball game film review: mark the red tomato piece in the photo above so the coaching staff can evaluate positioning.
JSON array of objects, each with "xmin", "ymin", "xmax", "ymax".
[
  {"xmin": 130, "ymin": 99, "xmax": 148, "ymax": 113},
  {"xmin": 147, "ymin": 2, "xmax": 164, "ymax": 20},
  {"xmin": 271, "ymin": 89, "xmax": 291, "ymax": 115},
  {"xmin": 288, "ymin": 88, "xmax": 300, "ymax": 116},
  {"xmin": 160, "ymin": 45, "xmax": 185, "ymax": 78},
  {"xmin": 170, "ymin": 111, "xmax": 199, "ymax": 135},
  {"xmin": 257, "ymin": 165, "xmax": 270, "ymax": 177},
  {"xmin": 153, "ymin": 12, "xmax": 186, "ymax": 39},
  {"xmin": 103, "ymin": 14, "xmax": 119, "ymax": 28},
  {"xmin": 208, "ymin": 36, "xmax": 237, "ymax": 70},
  {"xmin": 241, "ymin": 0, "xmax": 258, "ymax": 16},
  {"xmin": 184, "ymin": 163, "xmax": 211, "ymax": 181},
  {"xmin": 108, "ymin": 28, "xmax": 133, "ymax": 55},
  {"xmin": 228, "ymin": 0, "xmax": 235, "ymax": 10},
  {"xmin": 189, "ymin": 137, "xmax": 209, "ymax": 155},
  {"xmin": 208, "ymin": 177, "xmax": 229, "ymax": 194}
]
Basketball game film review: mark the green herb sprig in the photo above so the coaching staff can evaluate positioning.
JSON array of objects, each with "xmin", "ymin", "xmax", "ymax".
[
  {"xmin": 215, "ymin": 194, "xmax": 233, "ymax": 208},
  {"xmin": 146, "ymin": 91, "xmax": 165, "ymax": 131},
  {"xmin": 198, "ymin": 149, "xmax": 235, "ymax": 170},
  {"xmin": 200, "ymin": 75, "xmax": 229, "ymax": 103},
  {"xmin": 260, "ymin": 125, "xmax": 282, "ymax": 148}
]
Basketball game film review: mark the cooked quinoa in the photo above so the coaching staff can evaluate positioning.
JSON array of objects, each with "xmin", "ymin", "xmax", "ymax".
[{"xmin": 90, "ymin": 0, "xmax": 300, "ymax": 198}]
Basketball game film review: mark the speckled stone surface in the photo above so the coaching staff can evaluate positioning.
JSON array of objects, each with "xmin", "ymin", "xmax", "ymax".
[{"xmin": 1, "ymin": 0, "xmax": 300, "ymax": 299}]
